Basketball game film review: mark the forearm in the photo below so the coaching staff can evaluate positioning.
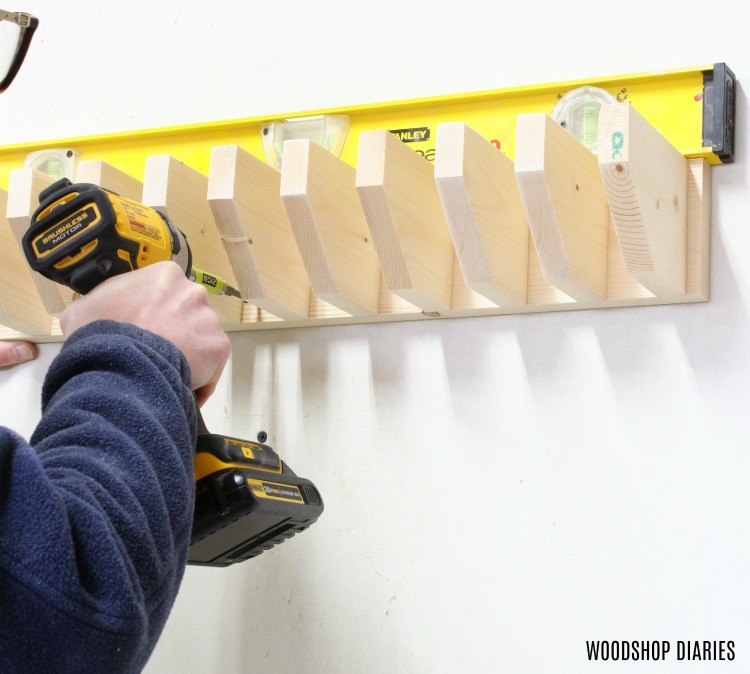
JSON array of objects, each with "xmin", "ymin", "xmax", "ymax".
[{"xmin": 0, "ymin": 320, "xmax": 196, "ymax": 672}]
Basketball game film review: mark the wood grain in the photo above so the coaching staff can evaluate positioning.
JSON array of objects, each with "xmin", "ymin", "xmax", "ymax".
[
  {"xmin": 208, "ymin": 145, "xmax": 310, "ymax": 320},
  {"xmin": 0, "ymin": 188, "xmax": 53, "ymax": 334},
  {"xmin": 598, "ymin": 103, "xmax": 687, "ymax": 297},
  {"xmin": 435, "ymin": 122, "xmax": 528, "ymax": 306},
  {"xmin": 515, "ymin": 113, "xmax": 609, "ymax": 301},
  {"xmin": 142, "ymin": 155, "xmax": 243, "ymax": 327},
  {"xmin": 280, "ymin": 140, "xmax": 381, "ymax": 316},
  {"xmin": 356, "ymin": 129, "xmax": 454, "ymax": 312},
  {"xmin": 5, "ymin": 168, "xmax": 73, "ymax": 314},
  {"xmin": 76, "ymin": 160, "xmax": 144, "ymax": 200}
]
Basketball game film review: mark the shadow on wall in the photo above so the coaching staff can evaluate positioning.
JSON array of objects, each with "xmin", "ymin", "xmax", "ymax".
[
  {"xmin": 224, "ymin": 88, "xmax": 750, "ymax": 456},
  {"xmin": 227, "ymin": 238, "xmax": 749, "ymax": 451}
]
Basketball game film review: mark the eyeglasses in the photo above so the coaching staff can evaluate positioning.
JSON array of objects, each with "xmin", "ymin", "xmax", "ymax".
[{"xmin": 0, "ymin": 9, "xmax": 38, "ymax": 93}]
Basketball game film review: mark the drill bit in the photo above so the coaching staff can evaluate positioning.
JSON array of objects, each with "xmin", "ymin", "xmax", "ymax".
[{"xmin": 190, "ymin": 267, "xmax": 244, "ymax": 300}]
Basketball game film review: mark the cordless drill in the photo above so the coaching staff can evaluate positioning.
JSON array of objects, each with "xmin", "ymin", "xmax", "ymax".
[
  {"xmin": 23, "ymin": 178, "xmax": 242, "ymax": 298},
  {"xmin": 22, "ymin": 178, "xmax": 324, "ymax": 567}
]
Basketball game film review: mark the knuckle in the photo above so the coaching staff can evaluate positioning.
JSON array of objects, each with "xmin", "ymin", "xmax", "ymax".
[
  {"xmin": 59, "ymin": 308, "xmax": 75, "ymax": 334},
  {"xmin": 219, "ymin": 334, "xmax": 231, "ymax": 360},
  {"xmin": 212, "ymin": 327, "xmax": 231, "ymax": 358},
  {"xmin": 152, "ymin": 260, "xmax": 184, "ymax": 286},
  {"xmin": 188, "ymin": 282, "xmax": 209, "ymax": 303},
  {"xmin": 160, "ymin": 260, "xmax": 181, "ymax": 275},
  {"xmin": 207, "ymin": 330, "xmax": 231, "ymax": 364}
]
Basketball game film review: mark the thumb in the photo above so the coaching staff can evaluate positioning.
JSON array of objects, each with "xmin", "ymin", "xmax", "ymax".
[{"xmin": 0, "ymin": 342, "xmax": 37, "ymax": 367}]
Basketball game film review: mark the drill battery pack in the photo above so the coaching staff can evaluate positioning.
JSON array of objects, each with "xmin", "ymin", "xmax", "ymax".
[{"xmin": 189, "ymin": 433, "xmax": 324, "ymax": 567}]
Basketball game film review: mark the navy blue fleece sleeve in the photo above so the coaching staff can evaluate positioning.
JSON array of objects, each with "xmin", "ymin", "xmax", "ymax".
[{"xmin": 0, "ymin": 320, "xmax": 197, "ymax": 673}]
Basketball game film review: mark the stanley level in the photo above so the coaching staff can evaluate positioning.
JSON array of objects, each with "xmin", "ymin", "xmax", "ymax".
[{"xmin": 0, "ymin": 63, "xmax": 735, "ymax": 189}]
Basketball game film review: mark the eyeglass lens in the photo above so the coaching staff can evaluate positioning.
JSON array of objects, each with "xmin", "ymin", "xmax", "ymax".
[{"xmin": 0, "ymin": 19, "xmax": 21, "ymax": 83}]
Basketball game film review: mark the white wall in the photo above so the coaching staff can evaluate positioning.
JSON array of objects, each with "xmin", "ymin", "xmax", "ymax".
[{"xmin": 1, "ymin": 1, "xmax": 749, "ymax": 672}]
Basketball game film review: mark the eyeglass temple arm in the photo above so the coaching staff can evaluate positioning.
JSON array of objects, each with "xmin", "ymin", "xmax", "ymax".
[{"xmin": 0, "ymin": 10, "xmax": 32, "ymax": 27}]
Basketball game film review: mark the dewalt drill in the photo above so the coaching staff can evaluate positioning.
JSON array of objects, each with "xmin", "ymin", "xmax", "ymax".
[
  {"xmin": 23, "ymin": 177, "xmax": 241, "ymax": 298},
  {"xmin": 22, "ymin": 178, "xmax": 324, "ymax": 567}
]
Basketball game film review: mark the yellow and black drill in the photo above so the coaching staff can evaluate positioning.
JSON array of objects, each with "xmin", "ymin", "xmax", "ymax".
[
  {"xmin": 22, "ymin": 178, "xmax": 323, "ymax": 567},
  {"xmin": 23, "ymin": 177, "xmax": 242, "ymax": 298}
]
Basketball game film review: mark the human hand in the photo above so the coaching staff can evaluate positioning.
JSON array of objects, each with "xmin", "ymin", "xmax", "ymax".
[
  {"xmin": 0, "ymin": 341, "xmax": 37, "ymax": 367},
  {"xmin": 59, "ymin": 262, "xmax": 231, "ymax": 406}
]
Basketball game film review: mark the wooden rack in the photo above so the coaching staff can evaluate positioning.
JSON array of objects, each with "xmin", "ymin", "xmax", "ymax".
[{"xmin": 0, "ymin": 102, "xmax": 711, "ymax": 341}]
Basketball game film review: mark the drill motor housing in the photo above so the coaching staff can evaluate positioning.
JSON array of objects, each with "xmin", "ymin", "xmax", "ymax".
[{"xmin": 23, "ymin": 178, "xmax": 191, "ymax": 294}]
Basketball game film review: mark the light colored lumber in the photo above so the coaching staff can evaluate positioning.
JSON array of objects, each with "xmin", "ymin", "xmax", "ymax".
[
  {"xmin": 239, "ymin": 279, "xmax": 417, "ymax": 322},
  {"xmin": 0, "ymin": 188, "xmax": 54, "ymax": 335},
  {"xmin": 356, "ymin": 129, "xmax": 453, "ymax": 312},
  {"xmin": 525, "ymin": 244, "xmax": 577, "ymax": 306},
  {"xmin": 603, "ymin": 218, "xmax": 655, "ymax": 302},
  {"xmin": 514, "ymin": 113, "xmax": 609, "ymax": 301},
  {"xmin": 280, "ymin": 139, "xmax": 381, "ymax": 316},
  {"xmin": 142, "ymin": 155, "xmax": 243, "ymax": 328},
  {"xmin": 686, "ymin": 159, "xmax": 711, "ymax": 300},
  {"xmin": 598, "ymin": 103, "xmax": 688, "ymax": 297},
  {"xmin": 5, "ymin": 168, "xmax": 74, "ymax": 314},
  {"xmin": 207, "ymin": 145, "xmax": 310, "ymax": 320},
  {"xmin": 0, "ymin": 319, "xmax": 61, "ymax": 343},
  {"xmin": 434, "ymin": 122, "xmax": 528, "ymax": 306},
  {"xmin": 76, "ymin": 160, "xmax": 144, "ymax": 200},
  {"xmin": 0, "ymin": 159, "xmax": 710, "ymax": 342}
]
